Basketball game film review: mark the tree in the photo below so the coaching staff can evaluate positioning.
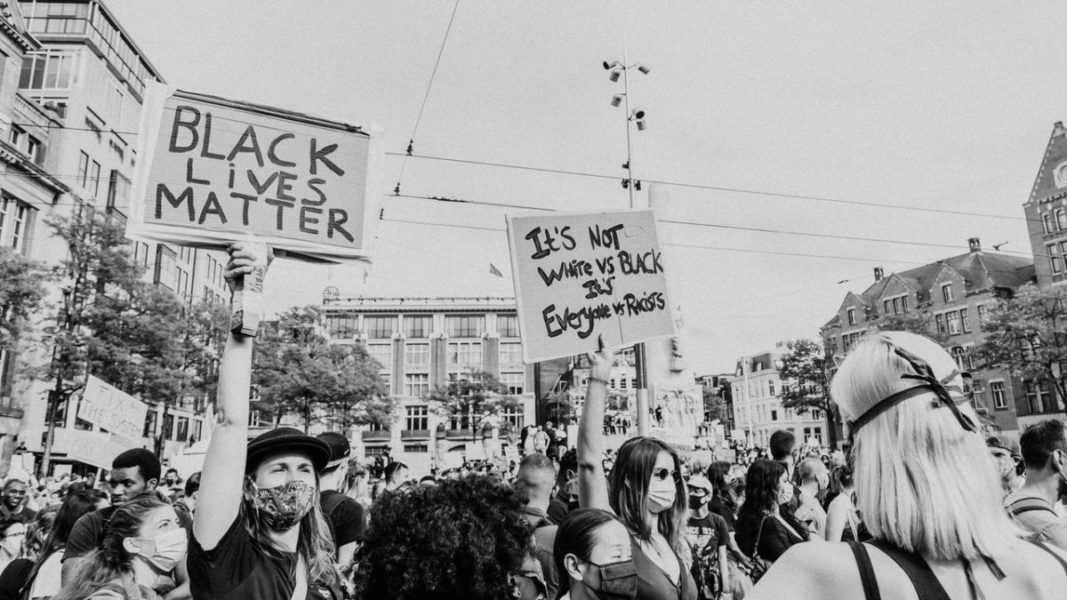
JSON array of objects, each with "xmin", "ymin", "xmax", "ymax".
[
  {"xmin": 975, "ymin": 283, "xmax": 1067, "ymax": 415},
  {"xmin": 0, "ymin": 247, "xmax": 50, "ymax": 350},
  {"xmin": 702, "ymin": 386, "xmax": 728, "ymax": 423},
  {"xmin": 428, "ymin": 371, "xmax": 521, "ymax": 443},
  {"xmin": 252, "ymin": 306, "xmax": 389, "ymax": 432},
  {"xmin": 778, "ymin": 338, "xmax": 839, "ymax": 447}
]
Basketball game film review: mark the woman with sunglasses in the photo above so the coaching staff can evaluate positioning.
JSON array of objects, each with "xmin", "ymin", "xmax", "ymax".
[
  {"xmin": 748, "ymin": 332, "xmax": 1067, "ymax": 600},
  {"xmin": 578, "ymin": 341, "xmax": 696, "ymax": 600}
]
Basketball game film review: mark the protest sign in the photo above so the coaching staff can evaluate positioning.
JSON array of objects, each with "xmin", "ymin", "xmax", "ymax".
[
  {"xmin": 506, "ymin": 210, "xmax": 675, "ymax": 363},
  {"xmin": 130, "ymin": 86, "xmax": 382, "ymax": 263},
  {"xmin": 78, "ymin": 375, "xmax": 148, "ymax": 441}
]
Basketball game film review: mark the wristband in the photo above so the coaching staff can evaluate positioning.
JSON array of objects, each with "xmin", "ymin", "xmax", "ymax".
[{"xmin": 589, "ymin": 377, "xmax": 609, "ymax": 387}]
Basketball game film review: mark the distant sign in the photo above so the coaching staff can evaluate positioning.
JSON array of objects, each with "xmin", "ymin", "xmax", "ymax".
[
  {"xmin": 51, "ymin": 429, "xmax": 143, "ymax": 471},
  {"xmin": 131, "ymin": 87, "xmax": 381, "ymax": 262},
  {"xmin": 79, "ymin": 376, "xmax": 148, "ymax": 441},
  {"xmin": 506, "ymin": 210, "xmax": 675, "ymax": 363}
]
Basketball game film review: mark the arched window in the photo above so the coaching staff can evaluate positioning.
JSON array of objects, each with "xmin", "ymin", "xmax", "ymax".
[
  {"xmin": 1055, "ymin": 162, "xmax": 1067, "ymax": 188},
  {"xmin": 951, "ymin": 346, "xmax": 966, "ymax": 370}
]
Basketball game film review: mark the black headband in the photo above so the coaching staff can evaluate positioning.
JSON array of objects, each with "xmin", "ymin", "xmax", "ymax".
[{"xmin": 848, "ymin": 343, "xmax": 977, "ymax": 437}]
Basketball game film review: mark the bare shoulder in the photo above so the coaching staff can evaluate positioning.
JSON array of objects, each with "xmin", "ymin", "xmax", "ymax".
[{"xmin": 747, "ymin": 542, "xmax": 861, "ymax": 600}]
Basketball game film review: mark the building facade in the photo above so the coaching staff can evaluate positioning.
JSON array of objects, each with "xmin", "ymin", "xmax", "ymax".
[
  {"xmin": 820, "ymin": 240, "xmax": 1042, "ymax": 435},
  {"xmin": 728, "ymin": 349, "xmax": 826, "ymax": 448},
  {"xmin": 321, "ymin": 295, "xmax": 536, "ymax": 475}
]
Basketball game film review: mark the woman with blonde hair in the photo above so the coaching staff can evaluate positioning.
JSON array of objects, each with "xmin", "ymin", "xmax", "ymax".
[{"xmin": 748, "ymin": 332, "xmax": 1067, "ymax": 600}]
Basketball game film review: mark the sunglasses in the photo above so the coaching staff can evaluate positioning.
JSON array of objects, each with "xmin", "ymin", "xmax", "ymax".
[{"xmin": 652, "ymin": 468, "xmax": 678, "ymax": 482}]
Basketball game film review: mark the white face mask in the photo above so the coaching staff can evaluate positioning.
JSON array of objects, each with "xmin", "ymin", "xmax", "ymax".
[
  {"xmin": 130, "ymin": 528, "xmax": 188, "ymax": 572},
  {"xmin": 648, "ymin": 480, "xmax": 677, "ymax": 513}
]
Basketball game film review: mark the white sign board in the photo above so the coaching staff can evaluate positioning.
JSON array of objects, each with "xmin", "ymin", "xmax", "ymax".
[
  {"xmin": 51, "ymin": 429, "xmax": 141, "ymax": 471},
  {"xmin": 506, "ymin": 210, "xmax": 675, "ymax": 363},
  {"xmin": 79, "ymin": 375, "xmax": 148, "ymax": 441}
]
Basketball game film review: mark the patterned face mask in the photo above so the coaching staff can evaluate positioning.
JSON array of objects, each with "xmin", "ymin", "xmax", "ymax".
[{"xmin": 250, "ymin": 480, "xmax": 316, "ymax": 531}]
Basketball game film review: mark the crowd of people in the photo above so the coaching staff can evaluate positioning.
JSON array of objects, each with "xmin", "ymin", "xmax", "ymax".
[{"xmin": 4, "ymin": 246, "xmax": 1067, "ymax": 598}]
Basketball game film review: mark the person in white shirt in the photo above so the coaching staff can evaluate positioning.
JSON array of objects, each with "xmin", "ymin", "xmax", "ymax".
[{"xmin": 793, "ymin": 458, "xmax": 828, "ymax": 539}]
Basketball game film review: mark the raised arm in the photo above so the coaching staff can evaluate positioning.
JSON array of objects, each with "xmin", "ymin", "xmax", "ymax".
[
  {"xmin": 577, "ymin": 340, "xmax": 614, "ymax": 512},
  {"xmin": 193, "ymin": 244, "xmax": 267, "ymax": 550}
]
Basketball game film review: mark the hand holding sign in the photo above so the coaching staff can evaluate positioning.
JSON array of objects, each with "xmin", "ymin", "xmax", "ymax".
[{"xmin": 224, "ymin": 242, "xmax": 272, "ymax": 336}]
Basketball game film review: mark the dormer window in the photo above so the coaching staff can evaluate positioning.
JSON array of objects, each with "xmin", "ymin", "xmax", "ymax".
[
  {"xmin": 847, "ymin": 308, "xmax": 856, "ymax": 326},
  {"xmin": 1056, "ymin": 162, "xmax": 1067, "ymax": 188},
  {"xmin": 941, "ymin": 283, "xmax": 953, "ymax": 303}
]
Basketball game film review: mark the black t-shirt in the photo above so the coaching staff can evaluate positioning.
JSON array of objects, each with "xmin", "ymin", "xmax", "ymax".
[
  {"xmin": 188, "ymin": 516, "xmax": 337, "ymax": 600},
  {"xmin": 63, "ymin": 507, "xmax": 115, "ymax": 561},
  {"xmin": 708, "ymin": 495, "xmax": 737, "ymax": 532},
  {"xmin": 320, "ymin": 491, "xmax": 365, "ymax": 548},
  {"xmin": 0, "ymin": 558, "xmax": 32, "ymax": 600},
  {"xmin": 0, "ymin": 506, "xmax": 36, "ymax": 525},
  {"xmin": 687, "ymin": 512, "xmax": 729, "ymax": 553}
]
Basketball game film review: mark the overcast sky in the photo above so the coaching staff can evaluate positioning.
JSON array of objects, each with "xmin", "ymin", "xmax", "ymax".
[{"xmin": 110, "ymin": 1, "xmax": 1067, "ymax": 374}]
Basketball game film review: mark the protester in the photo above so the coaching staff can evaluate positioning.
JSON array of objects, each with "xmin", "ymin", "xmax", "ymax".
[
  {"xmin": 1005, "ymin": 420, "xmax": 1067, "ymax": 549},
  {"xmin": 515, "ymin": 453, "xmax": 560, "ymax": 599},
  {"xmin": 548, "ymin": 449, "xmax": 580, "ymax": 524},
  {"xmin": 553, "ymin": 508, "xmax": 634, "ymax": 600},
  {"xmin": 354, "ymin": 475, "xmax": 543, "ymax": 599},
  {"xmin": 985, "ymin": 435, "xmax": 1022, "ymax": 500},
  {"xmin": 382, "ymin": 461, "xmax": 410, "ymax": 493},
  {"xmin": 534, "ymin": 426, "xmax": 551, "ymax": 456},
  {"xmin": 0, "ymin": 520, "xmax": 24, "ymax": 576},
  {"xmin": 52, "ymin": 494, "xmax": 186, "ymax": 600},
  {"xmin": 686, "ymin": 475, "xmax": 732, "ymax": 599},
  {"xmin": 342, "ymin": 460, "xmax": 372, "ymax": 510},
  {"xmin": 189, "ymin": 244, "xmax": 339, "ymax": 600},
  {"xmin": 707, "ymin": 462, "xmax": 739, "ymax": 531},
  {"xmin": 767, "ymin": 432, "xmax": 796, "ymax": 484},
  {"xmin": 748, "ymin": 332, "xmax": 1067, "ymax": 599},
  {"xmin": 823, "ymin": 465, "xmax": 868, "ymax": 543},
  {"xmin": 735, "ymin": 460, "xmax": 808, "ymax": 568},
  {"xmin": 62, "ymin": 448, "xmax": 162, "ymax": 585},
  {"xmin": 0, "ymin": 481, "xmax": 36, "ymax": 524},
  {"xmin": 316, "ymin": 432, "xmax": 364, "ymax": 583},
  {"xmin": 578, "ymin": 339, "xmax": 697, "ymax": 600},
  {"xmin": 173, "ymin": 472, "xmax": 199, "ymax": 532},
  {"xmin": 161, "ymin": 470, "xmax": 183, "ymax": 497},
  {"xmin": 792, "ymin": 458, "xmax": 828, "ymax": 538}
]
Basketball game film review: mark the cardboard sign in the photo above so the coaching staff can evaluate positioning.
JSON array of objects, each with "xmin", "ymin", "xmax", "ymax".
[
  {"xmin": 79, "ymin": 375, "xmax": 148, "ymax": 441},
  {"xmin": 506, "ymin": 210, "xmax": 675, "ymax": 363},
  {"xmin": 51, "ymin": 429, "xmax": 140, "ymax": 471},
  {"xmin": 130, "ymin": 87, "xmax": 382, "ymax": 262}
]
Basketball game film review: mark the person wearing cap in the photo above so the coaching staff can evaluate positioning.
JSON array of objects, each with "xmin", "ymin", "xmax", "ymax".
[
  {"xmin": 1005, "ymin": 420, "xmax": 1067, "ymax": 551},
  {"xmin": 746, "ymin": 332, "xmax": 1067, "ymax": 600},
  {"xmin": 189, "ymin": 244, "xmax": 340, "ymax": 600},
  {"xmin": 986, "ymin": 435, "xmax": 1023, "ymax": 498},
  {"xmin": 316, "ymin": 431, "xmax": 365, "ymax": 582},
  {"xmin": 687, "ymin": 474, "xmax": 732, "ymax": 599}
]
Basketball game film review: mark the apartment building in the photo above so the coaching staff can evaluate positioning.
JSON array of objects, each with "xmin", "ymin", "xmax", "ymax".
[{"xmin": 728, "ymin": 349, "xmax": 826, "ymax": 448}]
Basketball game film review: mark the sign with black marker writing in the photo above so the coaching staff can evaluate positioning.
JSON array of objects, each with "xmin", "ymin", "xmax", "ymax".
[
  {"xmin": 506, "ymin": 210, "xmax": 675, "ymax": 363},
  {"xmin": 130, "ymin": 87, "xmax": 380, "ymax": 262}
]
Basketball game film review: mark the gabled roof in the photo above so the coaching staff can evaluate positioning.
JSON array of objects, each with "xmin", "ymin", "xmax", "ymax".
[{"xmin": 1028, "ymin": 121, "xmax": 1067, "ymax": 204}]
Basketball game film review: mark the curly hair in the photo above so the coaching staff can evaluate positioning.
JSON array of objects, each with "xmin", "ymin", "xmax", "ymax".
[
  {"xmin": 739, "ymin": 460, "xmax": 786, "ymax": 516},
  {"xmin": 52, "ymin": 494, "xmax": 170, "ymax": 600},
  {"xmin": 354, "ymin": 475, "xmax": 532, "ymax": 600}
]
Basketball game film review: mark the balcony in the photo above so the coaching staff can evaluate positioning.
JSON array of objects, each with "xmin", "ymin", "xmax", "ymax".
[
  {"xmin": 361, "ymin": 430, "xmax": 391, "ymax": 442},
  {"xmin": 401, "ymin": 429, "xmax": 431, "ymax": 441},
  {"xmin": 445, "ymin": 428, "xmax": 474, "ymax": 440}
]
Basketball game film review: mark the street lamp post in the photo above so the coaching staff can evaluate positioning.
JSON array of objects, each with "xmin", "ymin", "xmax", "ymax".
[
  {"xmin": 41, "ymin": 288, "xmax": 73, "ymax": 478},
  {"xmin": 604, "ymin": 57, "xmax": 651, "ymax": 435}
]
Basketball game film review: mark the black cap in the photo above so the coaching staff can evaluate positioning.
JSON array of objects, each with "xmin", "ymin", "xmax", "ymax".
[
  {"xmin": 246, "ymin": 427, "xmax": 331, "ymax": 473},
  {"xmin": 316, "ymin": 432, "xmax": 351, "ymax": 469}
]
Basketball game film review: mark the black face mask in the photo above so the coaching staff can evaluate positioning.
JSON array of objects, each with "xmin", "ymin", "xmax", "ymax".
[
  {"xmin": 688, "ymin": 494, "xmax": 708, "ymax": 511},
  {"xmin": 581, "ymin": 559, "xmax": 638, "ymax": 600}
]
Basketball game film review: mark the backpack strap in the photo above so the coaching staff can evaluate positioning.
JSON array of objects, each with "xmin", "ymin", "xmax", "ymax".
[
  {"xmin": 1028, "ymin": 538, "xmax": 1067, "ymax": 575},
  {"xmin": 1007, "ymin": 496, "xmax": 1058, "ymax": 517},
  {"xmin": 848, "ymin": 541, "xmax": 882, "ymax": 600},
  {"xmin": 868, "ymin": 540, "xmax": 953, "ymax": 600}
]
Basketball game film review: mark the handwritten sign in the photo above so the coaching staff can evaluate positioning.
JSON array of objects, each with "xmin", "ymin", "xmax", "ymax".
[
  {"xmin": 131, "ymin": 87, "xmax": 381, "ymax": 262},
  {"xmin": 506, "ymin": 210, "xmax": 675, "ymax": 363},
  {"xmin": 78, "ymin": 375, "xmax": 148, "ymax": 441}
]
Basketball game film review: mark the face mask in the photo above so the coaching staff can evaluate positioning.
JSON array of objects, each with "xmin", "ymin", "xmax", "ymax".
[
  {"xmin": 647, "ymin": 481, "xmax": 676, "ymax": 514},
  {"xmin": 580, "ymin": 559, "xmax": 638, "ymax": 600},
  {"xmin": 250, "ymin": 480, "xmax": 316, "ymax": 531},
  {"xmin": 131, "ymin": 528, "xmax": 188, "ymax": 572},
  {"xmin": 688, "ymin": 494, "xmax": 708, "ymax": 511}
]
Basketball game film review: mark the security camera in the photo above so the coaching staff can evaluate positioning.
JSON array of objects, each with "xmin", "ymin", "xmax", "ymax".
[
  {"xmin": 602, "ymin": 60, "xmax": 611, "ymax": 70},
  {"xmin": 637, "ymin": 64, "xmax": 650, "ymax": 75},
  {"xmin": 621, "ymin": 179, "xmax": 630, "ymax": 189},
  {"xmin": 610, "ymin": 95, "xmax": 623, "ymax": 107},
  {"xmin": 609, "ymin": 70, "xmax": 620, "ymax": 82},
  {"xmin": 632, "ymin": 109, "xmax": 645, "ymax": 120},
  {"xmin": 636, "ymin": 120, "xmax": 646, "ymax": 131}
]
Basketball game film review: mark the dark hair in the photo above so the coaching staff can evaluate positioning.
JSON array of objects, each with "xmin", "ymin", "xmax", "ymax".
[
  {"xmin": 184, "ymin": 471, "xmax": 201, "ymax": 497},
  {"xmin": 53, "ymin": 494, "xmax": 170, "ymax": 600},
  {"xmin": 23, "ymin": 490, "xmax": 99, "ymax": 595},
  {"xmin": 556, "ymin": 448, "xmax": 578, "ymax": 489},
  {"xmin": 112, "ymin": 448, "xmax": 161, "ymax": 486},
  {"xmin": 1020, "ymin": 420, "xmax": 1067, "ymax": 470},
  {"xmin": 384, "ymin": 461, "xmax": 408, "ymax": 483},
  {"xmin": 769, "ymin": 430, "xmax": 796, "ymax": 461},
  {"xmin": 835, "ymin": 465, "xmax": 855, "ymax": 489},
  {"xmin": 354, "ymin": 475, "xmax": 531, "ymax": 600},
  {"xmin": 740, "ymin": 460, "xmax": 786, "ymax": 515},
  {"xmin": 707, "ymin": 461, "xmax": 738, "ymax": 513},
  {"xmin": 553, "ymin": 509, "xmax": 619, "ymax": 600},
  {"xmin": 609, "ymin": 437, "xmax": 687, "ymax": 553}
]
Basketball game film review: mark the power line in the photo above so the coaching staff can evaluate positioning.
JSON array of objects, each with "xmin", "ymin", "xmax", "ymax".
[{"xmin": 394, "ymin": 0, "xmax": 461, "ymax": 195}]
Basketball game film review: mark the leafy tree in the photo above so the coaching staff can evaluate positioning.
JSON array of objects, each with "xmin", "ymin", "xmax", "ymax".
[
  {"xmin": 975, "ymin": 283, "xmax": 1067, "ymax": 415},
  {"xmin": 0, "ymin": 247, "xmax": 50, "ymax": 350},
  {"xmin": 778, "ymin": 338, "xmax": 839, "ymax": 447},
  {"xmin": 428, "ymin": 371, "xmax": 521, "ymax": 442},
  {"xmin": 702, "ymin": 385, "xmax": 728, "ymax": 423},
  {"xmin": 253, "ymin": 306, "xmax": 389, "ymax": 432}
]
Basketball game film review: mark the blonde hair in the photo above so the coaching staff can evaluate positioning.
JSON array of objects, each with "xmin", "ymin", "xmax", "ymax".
[{"xmin": 830, "ymin": 331, "xmax": 1017, "ymax": 561}]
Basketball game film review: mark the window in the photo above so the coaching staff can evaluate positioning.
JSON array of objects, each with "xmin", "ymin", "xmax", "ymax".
[
  {"xmin": 960, "ymin": 308, "xmax": 970, "ymax": 333},
  {"xmin": 448, "ymin": 341, "xmax": 482, "ymax": 371},
  {"xmin": 77, "ymin": 151, "xmax": 89, "ymax": 187},
  {"xmin": 498, "ymin": 314, "xmax": 520, "ymax": 337},
  {"xmin": 771, "ymin": 410, "xmax": 778, "ymax": 421},
  {"xmin": 325, "ymin": 313, "xmax": 358, "ymax": 338},
  {"xmin": 154, "ymin": 245, "xmax": 177, "ymax": 290},
  {"xmin": 1045, "ymin": 213, "xmax": 1056, "ymax": 234},
  {"xmin": 405, "ymin": 405, "xmax": 429, "ymax": 431},
  {"xmin": 366, "ymin": 344, "xmax": 392, "ymax": 370},
  {"xmin": 142, "ymin": 410, "xmax": 157, "ymax": 438},
  {"xmin": 847, "ymin": 308, "xmax": 856, "ymax": 326},
  {"xmin": 941, "ymin": 283, "xmax": 953, "ymax": 303},
  {"xmin": 89, "ymin": 160, "xmax": 101, "ymax": 200},
  {"xmin": 1049, "ymin": 242, "xmax": 1067, "ymax": 274},
  {"xmin": 501, "ymin": 372, "xmax": 525, "ymax": 394},
  {"xmin": 502, "ymin": 409, "xmax": 524, "ymax": 431},
  {"xmin": 404, "ymin": 315, "xmax": 432, "ymax": 338},
  {"xmin": 991, "ymin": 381, "xmax": 1007, "ymax": 410},
  {"xmin": 951, "ymin": 346, "xmax": 966, "ymax": 370},
  {"xmin": 883, "ymin": 299, "xmax": 890, "ymax": 314},
  {"xmin": 8, "ymin": 125, "xmax": 23, "ymax": 146},
  {"xmin": 404, "ymin": 344, "xmax": 429, "ymax": 371},
  {"xmin": 1025, "ymin": 381, "xmax": 1050, "ymax": 413},
  {"xmin": 946, "ymin": 311, "xmax": 962, "ymax": 335},
  {"xmin": 404, "ymin": 444, "xmax": 429, "ymax": 453},
  {"xmin": 107, "ymin": 171, "xmax": 131, "ymax": 216},
  {"xmin": 25, "ymin": 136, "xmax": 43, "ymax": 165},
  {"xmin": 0, "ymin": 197, "xmax": 34, "ymax": 254},
  {"xmin": 446, "ymin": 315, "xmax": 484, "ymax": 338},
  {"xmin": 768, "ymin": 380, "xmax": 775, "ymax": 396},
  {"xmin": 1058, "ymin": 209, "xmax": 1067, "ymax": 231},
  {"xmin": 977, "ymin": 304, "xmax": 987, "ymax": 324},
  {"xmin": 364, "ymin": 316, "xmax": 397, "ymax": 339},
  {"xmin": 162, "ymin": 414, "xmax": 174, "ymax": 440},
  {"xmin": 191, "ymin": 420, "xmax": 203, "ymax": 442},
  {"xmin": 176, "ymin": 416, "xmax": 189, "ymax": 442},
  {"xmin": 19, "ymin": 50, "xmax": 79, "ymax": 90},
  {"xmin": 364, "ymin": 446, "xmax": 389, "ymax": 457},
  {"xmin": 499, "ymin": 343, "xmax": 523, "ymax": 369},
  {"xmin": 404, "ymin": 373, "xmax": 430, "ymax": 398}
]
